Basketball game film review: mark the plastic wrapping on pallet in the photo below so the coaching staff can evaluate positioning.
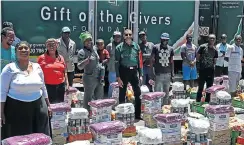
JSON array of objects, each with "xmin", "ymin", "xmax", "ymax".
[
  {"xmin": 68, "ymin": 108, "xmax": 89, "ymax": 119},
  {"xmin": 89, "ymin": 99, "xmax": 117, "ymax": 108},
  {"xmin": 142, "ymin": 92, "xmax": 165, "ymax": 101},
  {"xmin": 205, "ymin": 85, "xmax": 225, "ymax": 94},
  {"xmin": 50, "ymin": 102, "xmax": 71, "ymax": 112},
  {"xmin": 172, "ymin": 82, "xmax": 184, "ymax": 91},
  {"xmin": 205, "ymin": 105, "xmax": 234, "ymax": 114},
  {"xmin": 137, "ymin": 128, "xmax": 163, "ymax": 144},
  {"xmin": 115, "ymin": 103, "xmax": 135, "ymax": 114},
  {"xmin": 2, "ymin": 133, "xmax": 52, "ymax": 145},
  {"xmin": 188, "ymin": 117, "xmax": 210, "ymax": 134}
]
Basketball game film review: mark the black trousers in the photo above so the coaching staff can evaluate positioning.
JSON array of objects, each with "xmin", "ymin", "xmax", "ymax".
[
  {"xmin": 1, "ymin": 96, "xmax": 50, "ymax": 140},
  {"xmin": 46, "ymin": 82, "xmax": 65, "ymax": 104},
  {"xmin": 215, "ymin": 66, "xmax": 228, "ymax": 77},
  {"xmin": 119, "ymin": 66, "xmax": 141, "ymax": 118},
  {"xmin": 67, "ymin": 71, "xmax": 74, "ymax": 87},
  {"xmin": 197, "ymin": 68, "xmax": 214, "ymax": 102}
]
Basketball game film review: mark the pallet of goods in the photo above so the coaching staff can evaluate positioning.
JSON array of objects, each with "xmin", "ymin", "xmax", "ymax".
[
  {"xmin": 50, "ymin": 102, "xmax": 71, "ymax": 145},
  {"xmin": 205, "ymin": 85, "xmax": 226, "ymax": 105}
]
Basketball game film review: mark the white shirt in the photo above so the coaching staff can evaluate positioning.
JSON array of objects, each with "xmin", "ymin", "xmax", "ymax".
[
  {"xmin": 226, "ymin": 44, "xmax": 243, "ymax": 73},
  {"xmin": 0, "ymin": 62, "xmax": 48, "ymax": 102},
  {"xmin": 216, "ymin": 43, "xmax": 231, "ymax": 67}
]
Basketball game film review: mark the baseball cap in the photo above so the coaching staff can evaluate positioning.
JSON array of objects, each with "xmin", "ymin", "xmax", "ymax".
[
  {"xmin": 113, "ymin": 31, "xmax": 121, "ymax": 36},
  {"xmin": 61, "ymin": 26, "xmax": 71, "ymax": 33},
  {"xmin": 139, "ymin": 31, "xmax": 146, "ymax": 35},
  {"xmin": 160, "ymin": 33, "xmax": 170, "ymax": 39}
]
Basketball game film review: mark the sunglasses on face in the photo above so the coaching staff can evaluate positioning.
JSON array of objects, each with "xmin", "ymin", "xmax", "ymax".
[
  {"xmin": 47, "ymin": 43, "xmax": 56, "ymax": 47},
  {"xmin": 125, "ymin": 33, "xmax": 132, "ymax": 36},
  {"xmin": 17, "ymin": 46, "xmax": 29, "ymax": 51}
]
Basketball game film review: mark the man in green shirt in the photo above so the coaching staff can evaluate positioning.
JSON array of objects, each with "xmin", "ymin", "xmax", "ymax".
[{"xmin": 115, "ymin": 29, "xmax": 143, "ymax": 119}]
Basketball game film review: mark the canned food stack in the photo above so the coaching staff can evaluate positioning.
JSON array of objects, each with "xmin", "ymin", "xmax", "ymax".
[
  {"xmin": 205, "ymin": 105, "xmax": 233, "ymax": 145},
  {"xmin": 154, "ymin": 113, "xmax": 183, "ymax": 144},
  {"xmin": 213, "ymin": 77, "xmax": 223, "ymax": 85},
  {"xmin": 89, "ymin": 120, "xmax": 126, "ymax": 145},
  {"xmin": 1, "ymin": 133, "xmax": 52, "ymax": 145},
  {"xmin": 171, "ymin": 82, "xmax": 186, "ymax": 99},
  {"xmin": 50, "ymin": 102, "xmax": 71, "ymax": 145},
  {"xmin": 137, "ymin": 128, "xmax": 163, "ymax": 145},
  {"xmin": 171, "ymin": 99, "xmax": 190, "ymax": 119},
  {"xmin": 216, "ymin": 91, "xmax": 232, "ymax": 105},
  {"xmin": 115, "ymin": 103, "xmax": 136, "ymax": 137},
  {"xmin": 205, "ymin": 85, "xmax": 225, "ymax": 105},
  {"xmin": 88, "ymin": 99, "xmax": 117, "ymax": 123},
  {"xmin": 187, "ymin": 118, "xmax": 210, "ymax": 144},
  {"xmin": 67, "ymin": 108, "xmax": 92, "ymax": 142},
  {"xmin": 141, "ymin": 92, "xmax": 165, "ymax": 128}
]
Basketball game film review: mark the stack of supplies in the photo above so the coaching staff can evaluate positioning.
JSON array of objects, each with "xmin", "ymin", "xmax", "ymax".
[
  {"xmin": 205, "ymin": 105, "xmax": 233, "ymax": 145},
  {"xmin": 115, "ymin": 103, "xmax": 136, "ymax": 137},
  {"xmin": 213, "ymin": 77, "xmax": 223, "ymax": 85},
  {"xmin": 154, "ymin": 113, "xmax": 183, "ymax": 144},
  {"xmin": 89, "ymin": 120, "xmax": 126, "ymax": 145},
  {"xmin": 171, "ymin": 99, "xmax": 190, "ymax": 119},
  {"xmin": 141, "ymin": 92, "xmax": 165, "ymax": 128},
  {"xmin": 89, "ymin": 99, "xmax": 116, "ymax": 123},
  {"xmin": 205, "ymin": 85, "xmax": 225, "ymax": 105},
  {"xmin": 110, "ymin": 82, "xmax": 119, "ymax": 107},
  {"xmin": 2, "ymin": 133, "xmax": 52, "ymax": 145},
  {"xmin": 50, "ymin": 102, "xmax": 71, "ymax": 145},
  {"xmin": 64, "ymin": 87, "xmax": 78, "ymax": 106},
  {"xmin": 216, "ymin": 91, "xmax": 232, "ymax": 105},
  {"xmin": 187, "ymin": 117, "xmax": 210, "ymax": 144},
  {"xmin": 137, "ymin": 128, "xmax": 163, "ymax": 144},
  {"xmin": 172, "ymin": 82, "xmax": 186, "ymax": 99},
  {"xmin": 67, "ymin": 108, "xmax": 92, "ymax": 142}
]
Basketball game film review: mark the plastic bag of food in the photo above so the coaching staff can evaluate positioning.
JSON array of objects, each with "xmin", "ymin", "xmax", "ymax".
[
  {"xmin": 216, "ymin": 91, "xmax": 231, "ymax": 99},
  {"xmin": 66, "ymin": 87, "xmax": 78, "ymax": 94},
  {"xmin": 205, "ymin": 105, "xmax": 234, "ymax": 114},
  {"xmin": 68, "ymin": 108, "xmax": 89, "ymax": 119},
  {"xmin": 172, "ymin": 82, "xmax": 184, "ymax": 91},
  {"xmin": 214, "ymin": 77, "xmax": 223, "ymax": 85},
  {"xmin": 137, "ymin": 128, "xmax": 163, "ymax": 144},
  {"xmin": 115, "ymin": 103, "xmax": 135, "ymax": 114},
  {"xmin": 153, "ymin": 113, "xmax": 183, "ymax": 123},
  {"xmin": 89, "ymin": 120, "xmax": 126, "ymax": 135},
  {"xmin": 205, "ymin": 85, "xmax": 225, "ymax": 94},
  {"xmin": 142, "ymin": 92, "xmax": 165, "ymax": 101},
  {"xmin": 171, "ymin": 99, "xmax": 190, "ymax": 108},
  {"xmin": 89, "ymin": 99, "xmax": 117, "ymax": 108},
  {"xmin": 50, "ymin": 102, "xmax": 71, "ymax": 112},
  {"xmin": 188, "ymin": 117, "xmax": 210, "ymax": 134},
  {"xmin": 64, "ymin": 140, "xmax": 90, "ymax": 145},
  {"xmin": 140, "ymin": 85, "xmax": 150, "ymax": 95},
  {"xmin": 2, "ymin": 133, "xmax": 52, "ymax": 145}
]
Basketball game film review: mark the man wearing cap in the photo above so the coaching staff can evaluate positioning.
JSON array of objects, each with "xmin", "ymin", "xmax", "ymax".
[
  {"xmin": 215, "ymin": 34, "xmax": 230, "ymax": 76},
  {"xmin": 77, "ymin": 32, "xmax": 104, "ymax": 111},
  {"xmin": 106, "ymin": 31, "xmax": 122, "ymax": 98},
  {"xmin": 2, "ymin": 21, "xmax": 21, "ymax": 47},
  {"xmin": 115, "ymin": 29, "xmax": 143, "ymax": 119},
  {"xmin": 57, "ymin": 26, "xmax": 76, "ymax": 87},
  {"xmin": 150, "ymin": 33, "xmax": 174, "ymax": 105},
  {"xmin": 180, "ymin": 34, "xmax": 198, "ymax": 90},
  {"xmin": 139, "ymin": 31, "xmax": 154, "ymax": 92},
  {"xmin": 197, "ymin": 34, "xmax": 218, "ymax": 102}
]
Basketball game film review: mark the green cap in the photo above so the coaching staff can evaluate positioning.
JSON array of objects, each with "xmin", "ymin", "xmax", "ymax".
[{"xmin": 79, "ymin": 32, "xmax": 92, "ymax": 42}]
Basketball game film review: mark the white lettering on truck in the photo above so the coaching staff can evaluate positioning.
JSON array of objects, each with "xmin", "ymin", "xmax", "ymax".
[{"xmin": 40, "ymin": 6, "xmax": 71, "ymax": 21}]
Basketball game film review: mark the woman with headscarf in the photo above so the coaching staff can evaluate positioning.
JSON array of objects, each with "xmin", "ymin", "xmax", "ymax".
[
  {"xmin": 77, "ymin": 32, "xmax": 104, "ymax": 111},
  {"xmin": 37, "ymin": 38, "xmax": 68, "ymax": 103},
  {"xmin": 1, "ymin": 41, "xmax": 51, "ymax": 139}
]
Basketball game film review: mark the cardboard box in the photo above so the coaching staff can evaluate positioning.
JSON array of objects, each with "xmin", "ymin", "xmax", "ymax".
[
  {"xmin": 209, "ymin": 121, "xmax": 229, "ymax": 131},
  {"xmin": 157, "ymin": 121, "xmax": 181, "ymax": 133},
  {"xmin": 207, "ymin": 112, "xmax": 230, "ymax": 124},
  {"xmin": 208, "ymin": 129, "xmax": 231, "ymax": 142},
  {"xmin": 162, "ymin": 132, "xmax": 181, "ymax": 143}
]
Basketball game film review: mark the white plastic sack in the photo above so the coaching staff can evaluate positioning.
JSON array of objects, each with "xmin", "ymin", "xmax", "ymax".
[
  {"xmin": 188, "ymin": 117, "xmax": 210, "ymax": 134},
  {"xmin": 171, "ymin": 99, "xmax": 190, "ymax": 108},
  {"xmin": 137, "ymin": 128, "xmax": 163, "ymax": 144},
  {"xmin": 64, "ymin": 140, "xmax": 90, "ymax": 145},
  {"xmin": 216, "ymin": 91, "xmax": 231, "ymax": 100},
  {"xmin": 68, "ymin": 108, "xmax": 89, "ymax": 119},
  {"xmin": 188, "ymin": 112, "xmax": 205, "ymax": 119},
  {"xmin": 239, "ymin": 80, "xmax": 244, "ymax": 87},
  {"xmin": 115, "ymin": 103, "xmax": 135, "ymax": 114},
  {"xmin": 140, "ymin": 85, "xmax": 149, "ymax": 94},
  {"xmin": 172, "ymin": 82, "xmax": 184, "ymax": 91}
]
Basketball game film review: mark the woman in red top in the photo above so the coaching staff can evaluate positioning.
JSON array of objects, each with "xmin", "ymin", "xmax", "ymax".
[{"xmin": 37, "ymin": 38, "xmax": 69, "ymax": 103}]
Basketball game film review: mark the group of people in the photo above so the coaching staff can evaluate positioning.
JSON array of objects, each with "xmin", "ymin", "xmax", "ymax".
[{"xmin": 1, "ymin": 20, "xmax": 243, "ymax": 140}]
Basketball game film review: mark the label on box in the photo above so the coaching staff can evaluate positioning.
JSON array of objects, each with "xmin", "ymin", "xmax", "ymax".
[
  {"xmin": 162, "ymin": 132, "xmax": 181, "ymax": 143},
  {"xmin": 52, "ymin": 112, "xmax": 67, "ymax": 121},
  {"xmin": 157, "ymin": 121, "xmax": 181, "ymax": 133},
  {"xmin": 51, "ymin": 121, "xmax": 67, "ymax": 129},
  {"xmin": 94, "ymin": 133, "xmax": 123, "ymax": 144},
  {"xmin": 209, "ymin": 121, "xmax": 229, "ymax": 131},
  {"xmin": 206, "ymin": 112, "xmax": 229, "ymax": 123}
]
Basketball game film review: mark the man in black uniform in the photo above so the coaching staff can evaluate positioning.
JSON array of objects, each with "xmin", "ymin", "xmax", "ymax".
[{"xmin": 115, "ymin": 29, "xmax": 143, "ymax": 119}]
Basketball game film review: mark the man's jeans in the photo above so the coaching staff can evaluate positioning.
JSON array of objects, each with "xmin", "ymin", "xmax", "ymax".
[
  {"xmin": 108, "ymin": 72, "xmax": 117, "ymax": 98},
  {"xmin": 154, "ymin": 73, "xmax": 171, "ymax": 105}
]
